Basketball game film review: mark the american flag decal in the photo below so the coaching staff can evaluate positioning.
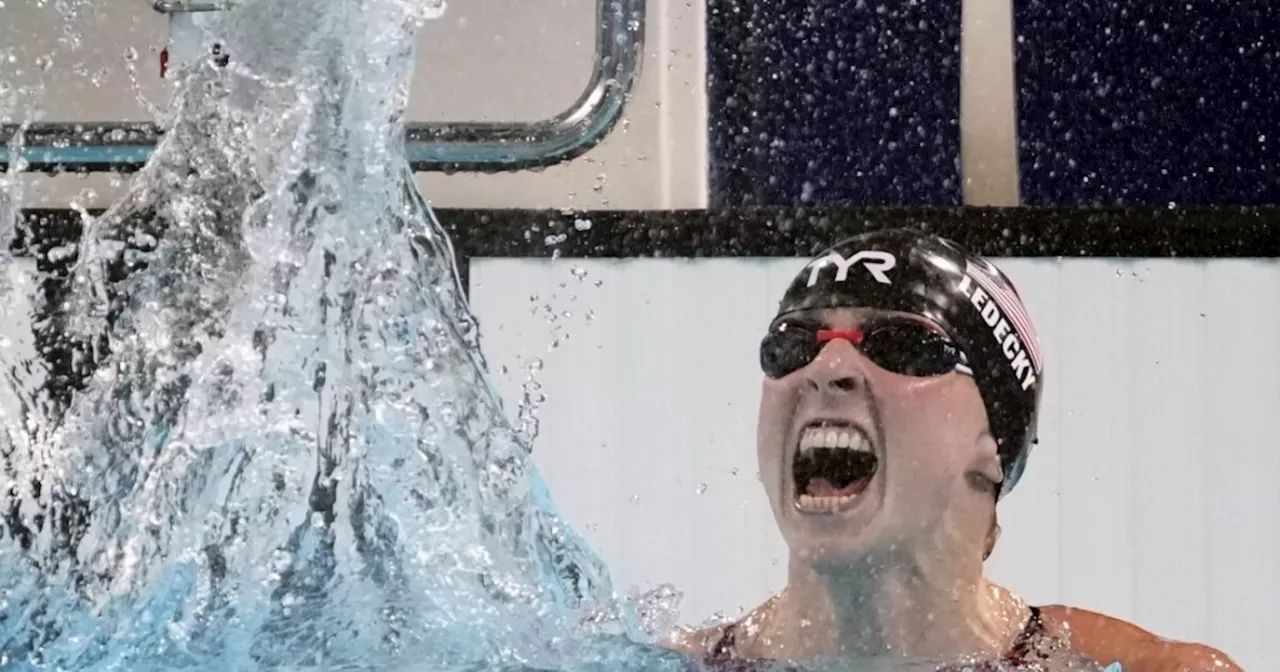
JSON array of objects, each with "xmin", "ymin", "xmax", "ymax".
[{"xmin": 966, "ymin": 262, "xmax": 1042, "ymax": 374}]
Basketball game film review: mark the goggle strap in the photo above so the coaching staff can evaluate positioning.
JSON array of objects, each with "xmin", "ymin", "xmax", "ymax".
[{"xmin": 816, "ymin": 328, "xmax": 863, "ymax": 344}]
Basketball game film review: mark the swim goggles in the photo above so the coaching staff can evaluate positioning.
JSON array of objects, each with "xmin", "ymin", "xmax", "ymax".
[{"xmin": 759, "ymin": 318, "xmax": 973, "ymax": 379}]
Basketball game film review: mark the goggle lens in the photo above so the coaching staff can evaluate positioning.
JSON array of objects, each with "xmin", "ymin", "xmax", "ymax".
[{"xmin": 760, "ymin": 320, "xmax": 968, "ymax": 379}]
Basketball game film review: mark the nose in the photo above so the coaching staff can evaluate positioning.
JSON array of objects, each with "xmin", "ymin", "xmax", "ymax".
[{"xmin": 803, "ymin": 337, "xmax": 870, "ymax": 394}]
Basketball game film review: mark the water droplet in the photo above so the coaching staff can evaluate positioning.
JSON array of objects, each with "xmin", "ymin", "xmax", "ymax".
[
  {"xmin": 730, "ymin": 467, "xmax": 739, "ymax": 476},
  {"xmin": 573, "ymin": 217, "xmax": 593, "ymax": 231},
  {"xmin": 570, "ymin": 266, "xmax": 587, "ymax": 281},
  {"xmin": 696, "ymin": 483, "xmax": 707, "ymax": 495},
  {"xmin": 271, "ymin": 550, "xmax": 294, "ymax": 572}
]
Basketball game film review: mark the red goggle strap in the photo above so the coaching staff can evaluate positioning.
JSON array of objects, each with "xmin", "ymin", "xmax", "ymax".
[{"xmin": 816, "ymin": 329, "xmax": 864, "ymax": 344}]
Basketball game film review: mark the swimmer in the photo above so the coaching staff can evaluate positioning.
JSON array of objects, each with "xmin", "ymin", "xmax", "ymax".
[{"xmin": 664, "ymin": 229, "xmax": 1241, "ymax": 672}]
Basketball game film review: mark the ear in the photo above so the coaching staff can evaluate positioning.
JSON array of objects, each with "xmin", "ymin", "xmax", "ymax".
[{"xmin": 970, "ymin": 431, "xmax": 1004, "ymax": 489}]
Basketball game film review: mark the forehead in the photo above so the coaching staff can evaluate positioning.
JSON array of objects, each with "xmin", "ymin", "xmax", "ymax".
[{"xmin": 771, "ymin": 307, "xmax": 942, "ymax": 330}]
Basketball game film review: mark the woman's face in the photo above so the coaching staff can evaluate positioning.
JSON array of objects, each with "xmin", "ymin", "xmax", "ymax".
[{"xmin": 754, "ymin": 307, "xmax": 998, "ymax": 567}]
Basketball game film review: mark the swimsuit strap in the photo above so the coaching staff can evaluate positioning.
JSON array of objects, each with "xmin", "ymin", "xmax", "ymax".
[
  {"xmin": 1003, "ymin": 606, "xmax": 1046, "ymax": 664},
  {"xmin": 708, "ymin": 605, "xmax": 1047, "ymax": 664},
  {"xmin": 710, "ymin": 622, "xmax": 740, "ymax": 660}
]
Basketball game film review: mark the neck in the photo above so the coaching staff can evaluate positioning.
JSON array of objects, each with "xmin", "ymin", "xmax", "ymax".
[{"xmin": 767, "ymin": 547, "xmax": 1026, "ymax": 661}]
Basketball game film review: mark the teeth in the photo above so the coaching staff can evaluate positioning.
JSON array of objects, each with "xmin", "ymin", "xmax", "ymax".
[
  {"xmin": 796, "ymin": 493, "xmax": 859, "ymax": 513},
  {"xmin": 799, "ymin": 425, "xmax": 870, "ymax": 454}
]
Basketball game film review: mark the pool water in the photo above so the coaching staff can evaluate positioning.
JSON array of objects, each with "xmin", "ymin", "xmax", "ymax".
[{"xmin": 0, "ymin": 0, "xmax": 681, "ymax": 668}]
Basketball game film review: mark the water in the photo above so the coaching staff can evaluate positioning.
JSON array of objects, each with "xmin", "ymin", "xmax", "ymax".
[
  {"xmin": 0, "ymin": 0, "xmax": 683, "ymax": 669},
  {"xmin": 0, "ymin": 1, "xmax": 1120, "ymax": 670}
]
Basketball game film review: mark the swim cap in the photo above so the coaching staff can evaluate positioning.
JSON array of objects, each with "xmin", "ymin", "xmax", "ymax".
[{"xmin": 772, "ymin": 228, "xmax": 1044, "ymax": 497}]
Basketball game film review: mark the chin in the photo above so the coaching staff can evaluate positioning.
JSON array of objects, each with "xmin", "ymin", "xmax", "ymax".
[
  {"xmin": 793, "ymin": 539, "xmax": 868, "ymax": 567},
  {"xmin": 780, "ymin": 500, "xmax": 890, "ymax": 571}
]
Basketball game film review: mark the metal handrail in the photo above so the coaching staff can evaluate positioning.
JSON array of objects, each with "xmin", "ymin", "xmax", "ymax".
[{"xmin": 0, "ymin": 0, "xmax": 645, "ymax": 173}]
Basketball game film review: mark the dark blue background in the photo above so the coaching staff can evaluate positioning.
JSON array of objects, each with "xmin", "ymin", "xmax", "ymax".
[{"xmin": 706, "ymin": 0, "xmax": 1280, "ymax": 207}]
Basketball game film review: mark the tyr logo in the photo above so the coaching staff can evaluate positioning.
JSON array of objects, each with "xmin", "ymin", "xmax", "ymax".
[{"xmin": 805, "ymin": 250, "xmax": 897, "ymax": 286}]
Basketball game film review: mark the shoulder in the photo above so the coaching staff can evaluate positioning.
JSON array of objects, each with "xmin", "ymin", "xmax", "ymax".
[
  {"xmin": 1037, "ymin": 604, "xmax": 1244, "ymax": 672},
  {"xmin": 662, "ymin": 597, "xmax": 779, "ymax": 659}
]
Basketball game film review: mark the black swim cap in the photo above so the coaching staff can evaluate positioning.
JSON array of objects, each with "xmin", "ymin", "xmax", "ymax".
[{"xmin": 773, "ymin": 228, "xmax": 1044, "ymax": 497}]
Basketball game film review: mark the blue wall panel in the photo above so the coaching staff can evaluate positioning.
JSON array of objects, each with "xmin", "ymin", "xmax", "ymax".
[
  {"xmin": 707, "ymin": 0, "xmax": 963, "ymax": 207},
  {"xmin": 1015, "ymin": 0, "xmax": 1280, "ymax": 206}
]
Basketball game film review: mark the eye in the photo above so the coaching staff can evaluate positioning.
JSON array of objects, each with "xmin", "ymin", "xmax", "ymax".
[
  {"xmin": 760, "ymin": 321, "xmax": 821, "ymax": 379},
  {"xmin": 859, "ymin": 322, "xmax": 963, "ymax": 377}
]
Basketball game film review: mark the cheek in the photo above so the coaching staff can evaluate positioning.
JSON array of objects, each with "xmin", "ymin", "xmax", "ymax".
[
  {"xmin": 757, "ymin": 380, "xmax": 794, "ymax": 438},
  {"xmin": 915, "ymin": 379, "xmax": 991, "ymax": 441},
  {"xmin": 756, "ymin": 380, "xmax": 795, "ymax": 473},
  {"xmin": 882, "ymin": 385, "xmax": 971, "ymax": 479}
]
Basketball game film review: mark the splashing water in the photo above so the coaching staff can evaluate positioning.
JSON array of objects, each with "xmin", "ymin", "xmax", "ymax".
[{"xmin": 0, "ymin": 0, "xmax": 685, "ymax": 669}]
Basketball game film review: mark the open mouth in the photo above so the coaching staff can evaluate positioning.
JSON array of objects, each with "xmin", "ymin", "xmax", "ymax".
[{"xmin": 792, "ymin": 422, "xmax": 879, "ymax": 514}]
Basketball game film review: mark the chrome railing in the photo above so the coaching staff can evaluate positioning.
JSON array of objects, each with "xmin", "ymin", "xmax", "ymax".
[{"xmin": 0, "ymin": 0, "xmax": 645, "ymax": 173}]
